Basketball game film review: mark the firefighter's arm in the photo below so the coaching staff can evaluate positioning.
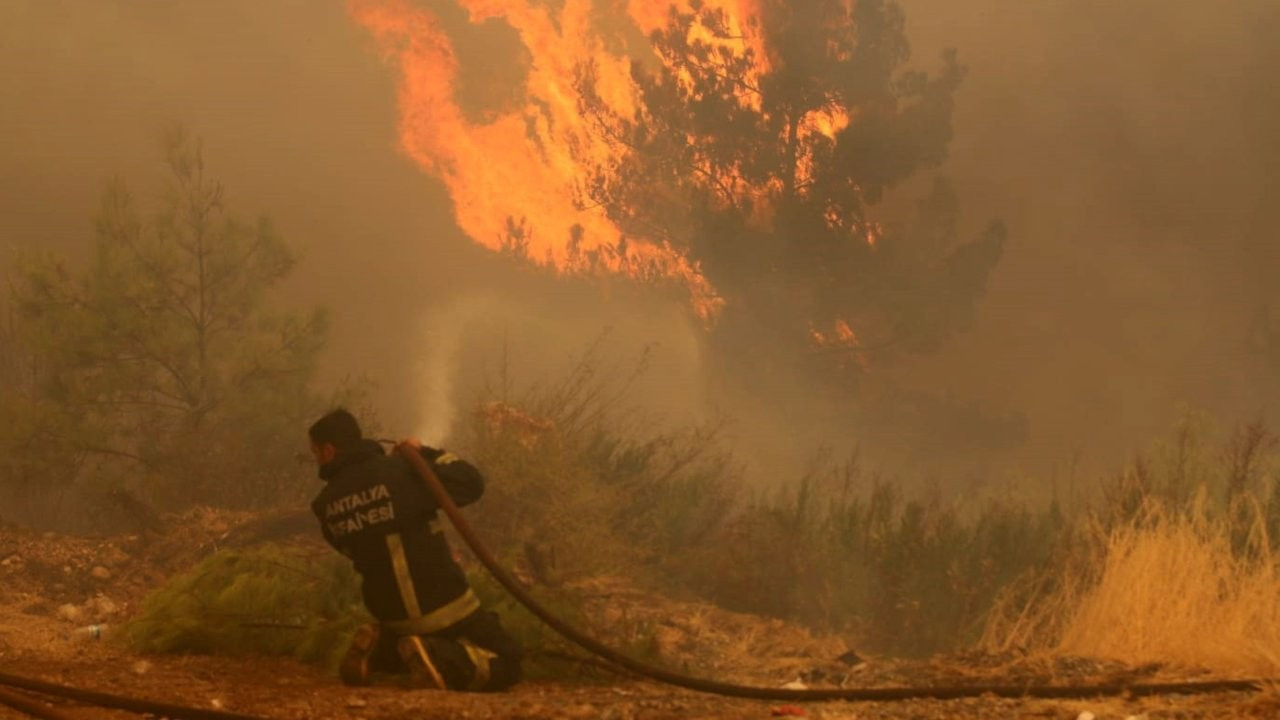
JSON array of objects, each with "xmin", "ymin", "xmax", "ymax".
[{"xmin": 398, "ymin": 438, "xmax": 485, "ymax": 508}]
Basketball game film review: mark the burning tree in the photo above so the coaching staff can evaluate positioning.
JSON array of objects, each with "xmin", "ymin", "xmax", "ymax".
[
  {"xmin": 577, "ymin": 1, "xmax": 1004, "ymax": 389},
  {"xmin": 356, "ymin": 0, "xmax": 1001, "ymax": 382}
]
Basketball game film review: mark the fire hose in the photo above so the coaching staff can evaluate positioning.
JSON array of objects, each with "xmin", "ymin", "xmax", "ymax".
[
  {"xmin": 0, "ymin": 684, "xmax": 75, "ymax": 720},
  {"xmin": 397, "ymin": 444, "xmax": 1267, "ymax": 702},
  {"xmin": 0, "ymin": 670, "xmax": 267, "ymax": 720}
]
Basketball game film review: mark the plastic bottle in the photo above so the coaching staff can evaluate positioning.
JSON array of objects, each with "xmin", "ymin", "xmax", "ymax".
[{"xmin": 69, "ymin": 624, "xmax": 107, "ymax": 641}]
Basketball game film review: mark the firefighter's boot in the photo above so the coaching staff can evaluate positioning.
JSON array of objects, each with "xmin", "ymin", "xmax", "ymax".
[{"xmin": 340, "ymin": 623, "xmax": 381, "ymax": 686}]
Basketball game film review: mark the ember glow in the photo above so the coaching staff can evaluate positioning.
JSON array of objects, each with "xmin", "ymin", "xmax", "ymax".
[
  {"xmin": 810, "ymin": 317, "xmax": 869, "ymax": 370},
  {"xmin": 810, "ymin": 317, "xmax": 859, "ymax": 348}
]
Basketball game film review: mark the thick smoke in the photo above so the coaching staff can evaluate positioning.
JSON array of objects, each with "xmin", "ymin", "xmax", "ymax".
[
  {"xmin": 3, "ymin": 0, "xmax": 1277, "ymax": 487},
  {"xmin": 895, "ymin": 0, "xmax": 1280, "ymax": 475}
]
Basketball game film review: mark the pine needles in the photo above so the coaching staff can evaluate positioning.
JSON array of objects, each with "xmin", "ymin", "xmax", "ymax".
[{"xmin": 119, "ymin": 543, "xmax": 368, "ymax": 671}]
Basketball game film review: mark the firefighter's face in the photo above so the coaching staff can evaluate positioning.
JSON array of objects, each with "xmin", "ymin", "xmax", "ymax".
[{"xmin": 311, "ymin": 441, "xmax": 337, "ymax": 466}]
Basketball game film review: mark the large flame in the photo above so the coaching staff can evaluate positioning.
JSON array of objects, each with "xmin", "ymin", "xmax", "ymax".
[
  {"xmin": 352, "ymin": 0, "xmax": 866, "ymax": 327},
  {"xmin": 351, "ymin": 0, "xmax": 739, "ymax": 319}
]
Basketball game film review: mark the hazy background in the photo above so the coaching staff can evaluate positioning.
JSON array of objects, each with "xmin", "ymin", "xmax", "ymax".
[
  {"xmin": 897, "ymin": 0, "xmax": 1280, "ymax": 479},
  {"xmin": 3, "ymin": 0, "xmax": 1277, "ymax": 491}
]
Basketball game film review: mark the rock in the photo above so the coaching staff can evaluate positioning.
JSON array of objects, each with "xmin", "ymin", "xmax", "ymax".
[
  {"xmin": 131, "ymin": 660, "xmax": 151, "ymax": 675},
  {"xmin": 100, "ymin": 546, "xmax": 130, "ymax": 568},
  {"xmin": 1077, "ymin": 712, "xmax": 1096, "ymax": 720},
  {"xmin": 90, "ymin": 566, "xmax": 112, "ymax": 581},
  {"xmin": 88, "ymin": 594, "xmax": 119, "ymax": 617},
  {"xmin": 346, "ymin": 697, "xmax": 368, "ymax": 709},
  {"xmin": 781, "ymin": 679, "xmax": 808, "ymax": 690},
  {"xmin": 56, "ymin": 603, "xmax": 82, "ymax": 623}
]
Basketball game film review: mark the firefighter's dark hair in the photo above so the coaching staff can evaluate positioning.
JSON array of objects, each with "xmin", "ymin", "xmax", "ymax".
[{"xmin": 309, "ymin": 408, "xmax": 363, "ymax": 450}]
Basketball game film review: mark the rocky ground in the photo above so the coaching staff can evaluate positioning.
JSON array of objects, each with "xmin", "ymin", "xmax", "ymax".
[{"xmin": 0, "ymin": 513, "xmax": 1275, "ymax": 719}]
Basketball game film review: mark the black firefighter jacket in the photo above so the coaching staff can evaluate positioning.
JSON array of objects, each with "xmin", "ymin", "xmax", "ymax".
[{"xmin": 311, "ymin": 440, "xmax": 484, "ymax": 633}]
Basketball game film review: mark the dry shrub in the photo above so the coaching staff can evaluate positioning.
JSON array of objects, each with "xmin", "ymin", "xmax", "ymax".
[
  {"xmin": 457, "ymin": 340, "xmax": 737, "ymax": 583},
  {"xmin": 987, "ymin": 492, "xmax": 1280, "ymax": 676},
  {"xmin": 979, "ymin": 532, "xmax": 1101, "ymax": 656},
  {"xmin": 1057, "ymin": 497, "xmax": 1280, "ymax": 675}
]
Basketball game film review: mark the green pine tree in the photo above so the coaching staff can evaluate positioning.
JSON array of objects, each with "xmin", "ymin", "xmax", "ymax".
[{"xmin": 5, "ymin": 128, "xmax": 329, "ymax": 511}]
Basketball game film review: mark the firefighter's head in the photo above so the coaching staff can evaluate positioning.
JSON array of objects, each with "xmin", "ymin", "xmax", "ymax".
[{"xmin": 308, "ymin": 407, "xmax": 363, "ymax": 467}]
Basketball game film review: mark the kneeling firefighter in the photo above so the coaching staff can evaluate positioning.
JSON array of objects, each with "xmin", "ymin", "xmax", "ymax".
[{"xmin": 308, "ymin": 408, "xmax": 522, "ymax": 691}]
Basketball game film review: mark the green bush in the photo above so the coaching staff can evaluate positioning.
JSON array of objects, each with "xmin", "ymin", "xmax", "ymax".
[{"xmin": 121, "ymin": 544, "xmax": 368, "ymax": 671}]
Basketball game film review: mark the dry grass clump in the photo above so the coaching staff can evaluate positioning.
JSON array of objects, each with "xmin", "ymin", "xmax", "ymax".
[
  {"xmin": 1056, "ymin": 498, "xmax": 1280, "ymax": 676},
  {"xmin": 985, "ymin": 419, "xmax": 1280, "ymax": 676}
]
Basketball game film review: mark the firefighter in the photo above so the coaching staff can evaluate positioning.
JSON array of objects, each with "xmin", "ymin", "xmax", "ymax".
[{"xmin": 308, "ymin": 408, "xmax": 522, "ymax": 691}]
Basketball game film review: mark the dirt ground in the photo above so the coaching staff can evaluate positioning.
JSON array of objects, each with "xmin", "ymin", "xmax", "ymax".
[{"xmin": 0, "ymin": 515, "xmax": 1275, "ymax": 720}]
